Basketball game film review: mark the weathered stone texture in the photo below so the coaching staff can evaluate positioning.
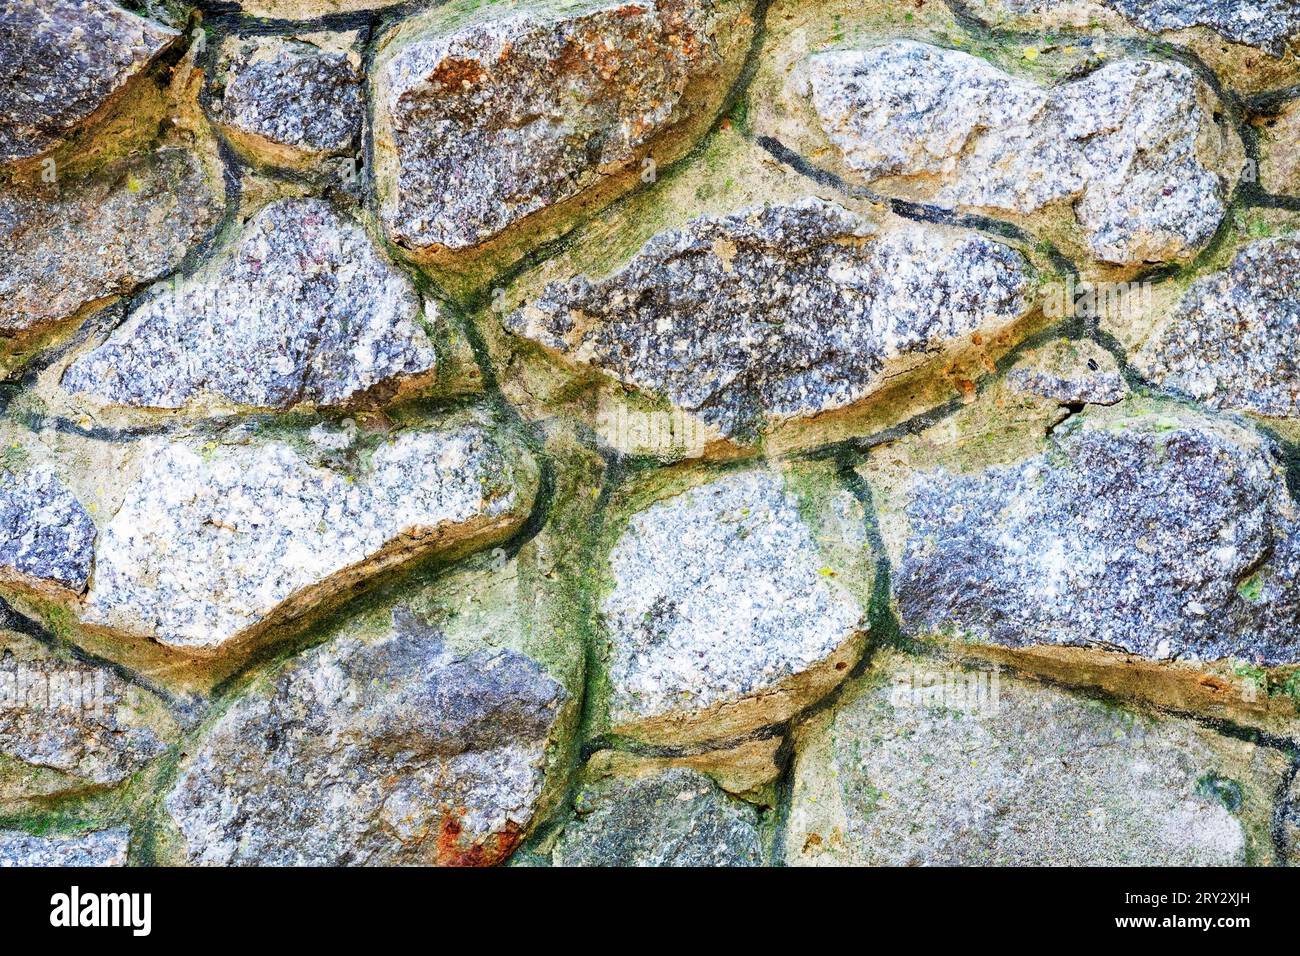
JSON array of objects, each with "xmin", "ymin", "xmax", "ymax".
[
  {"xmin": 602, "ymin": 470, "xmax": 865, "ymax": 745},
  {"xmin": 164, "ymin": 611, "xmax": 566, "ymax": 865},
  {"xmin": 1007, "ymin": 339, "xmax": 1129, "ymax": 406},
  {"xmin": 805, "ymin": 43, "xmax": 1242, "ymax": 264},
  {"xmin": 0, "ymin": 147, "xmax": 223, "ymax": 338},
  {"xmin": 1136, "ymin": 237, "xmax": 1300, "ymax": 417},
  {"xmin": 0, "ymin": 468, "xmax": 94, "ymax": 594},
  {"xmin": 553, "ymin": 768, "xmax": 764, "ymax": 866},
  {"xmin": 374, "ymin": 0, "xmax": 751, "ymax": 256},
  {"xmin": 788, "ymin": 656, "xmax": 1290, "ymax": 865},
  {"xmin": 63, "ymin": 199, "xmax": 436, "ymax": 413},
  {"xmin": 0, "ymin": 0, "xmax": 178, "ymax": 163},
  {"xmin": 0, "ymin": 828, "xmax": 129, "ymax": 866},
  {"xmin": 508, "ymin": 199, "xmax": 1033, "ymax": 438},
  {"xmin": 81, "ymin": 420, "xmax": 537, "ymax": 653},
  {"xmin": 889, "ymin": 410, "xmax": 1300, "ymax": 665}
]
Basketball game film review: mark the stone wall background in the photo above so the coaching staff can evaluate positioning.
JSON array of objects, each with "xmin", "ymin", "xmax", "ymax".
[{"xmin": 0, "ymin": 0, "xmax": 1298, "ymax": 866}]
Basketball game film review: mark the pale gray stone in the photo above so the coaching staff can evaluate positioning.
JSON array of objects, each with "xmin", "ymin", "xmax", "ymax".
[
  {"xmin": 0, "ymin": 468, "xmax": 94, "ymax": 593},
  {"xmin": 62, "ymin": 199, "xmax": 436, "ymax": 413},
  {"xmin": 602, "ymin": 470, "xmax": 864, "ymax": 743},
  {"xmin": 210, "ymin": 37, "xmax": 363, "ymax": 164},
  {"xmin": 787, "ymin": 654, "xmax": 1289, "ymax": 865},
  {"xmin": 1136, "ymin": 236, "xmax": 1300, "ymax": 417},
  {"xmin": 164, "ymin": 610, "xmax": 565, "ymax": 865},
  {"xmin": 891, "ymin": 409, "xmax": 1300, "ymax": 665},
  {"xmin": 0, "ymin": 147, "xmax": 223, "ymax": 337},
  {"xmin": 0, "ymin": 0, "xmax": 178, "ymax": 163},
  {"xmin": 805, "ymin": 43, "xmax": 1240, "ymax": 265},
  {"xmin": 81, "ymin": 420, "xmax": 538, "ymax": 653},
  {"xmin": 507, "ymin": 198, "xmax": 1032, "ymax": 439},
  {"xmin": 375, "ymin": 0, "xmax": 748, "ymax": 254},
  {"xmin": 1007, "ymin": 339, "xmax": 1129, "ymax": 405},
  {"xmin": 553, "ymin": 768, "xmax": 763, "ymax": 866},
  {"xmin": 0, "ymin": 828, "xmax": 129, "ymax": 866}
]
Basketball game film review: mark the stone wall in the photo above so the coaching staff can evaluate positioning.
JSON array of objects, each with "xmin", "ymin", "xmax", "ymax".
[{"xmin": 0, "ymin": 0, "xmax": 1298, "ymax": 866}]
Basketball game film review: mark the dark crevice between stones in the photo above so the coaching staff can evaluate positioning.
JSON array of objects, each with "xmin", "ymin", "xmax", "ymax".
[
  {"xmin": 193, "ymin": 0, "xmax": 425, "ymax": 34},
  {"xmin": 1273, "ymin": 756, "xmax": 1300, "ymax": 864}
]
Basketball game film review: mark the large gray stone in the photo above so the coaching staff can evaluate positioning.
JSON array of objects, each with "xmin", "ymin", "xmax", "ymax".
[
  {"xmin": 209, "ymin": 36, "xmax": 363, "ymax": 167},
  {"xmin": 601, "ymin": 470, "xmax": 866, "ymax": 745},
  {"xmin": 787, "ymin": 652, "xmax": 1290, "ymax": 865},
  {"xmin": 507, "ymin": 198, "xmax": 1033, "ymax": 439},
  {"xmin": 0, "ymin": 147, "xmax": 223, "ymax": 339},
  {"xmin": 804, "ymin": 43, "xmax": 1241, "ymax": 265},
  {"xmin": 80, "ymin": 419, "xmax": 538, "ymax": 654},
  {"xmin": 888, "ymin": 408, "xmax": 1300, "ymax": 665},
  {"xmin": 0, "ymin": 828, "xmax": 129, "ymax": 867},
  {"xmin": 374, "ymin": 0, "xmax": 751, "ymax": 257},
  {"xmin": 0, "ymin": 630, "xmax": 176, "ymax": 807},
  {"xmin": 0, "ymin": 467, "xmax": 94, "ymax": 594},
  {"xmin": 553, "ymin": 768, "xmax": 764, "ymax": 866},
  {"xmin": 1135, "ymin": 237, "xmax": 1300, "ymax": 418},
  {"xmin": 0, "ymin": 0, "xmax": 178, "ymax": 163},
  {"xmin": 62, "ymin": 199, "xmax": 436, "ymax": 413},
  {"xmin": 164, "ymin": 611, "xmax": 566, "ymax": 865}
]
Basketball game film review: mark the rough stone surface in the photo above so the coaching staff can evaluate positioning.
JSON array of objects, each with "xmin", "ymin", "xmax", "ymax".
[
  {"xmin": 0, "ymin": 147, "xmax": 222, "ymax": 337},
  {"xmin": 0, "ymin": 0, "xmax": 178, "ymax": 163},
  {"xmin": 1257, "ymin": 100, "xmax": 1300, "ymax": 196},
  {"xmin": 1136, "ymin": 237, "xmax": 1300, "ymax": 417},
  {"xmin": 508, "ymin": 198, "xmax": 1032, "ymax": 438},
  {"xmin": 787, "ymin": 655, "xmax": 1289, "ymax": 865},
  {"xmin": 164, "ymin": 611, "xmax": 566, "ymax": 865},
  {"xmin": 805, "ymin": 42, "xmax": 1241, "ymax": 264},
  {"xmin": 603, "ymin": 470, "xmax": 864, "ymax": 744},
  {"xmin": 0, "ymin": 828, "xmax": 129, "ymax": 866},
  {"xmin": 210, "ymin": 37, "xmax": 363, "ymax": 164},
  {"xmin": 0, "ymin": 631, "xmax": 174, "ymax": 805},
  {"xmin": 553, "ymin": 768, "xmax": 764, "ymax": 866},
  {"xmin": 81, "ymin": 420, "xmax": 537, "ymax": 653},
  {"xmin": 891, "ymin": 409, "xmax": 1300, "ymax": 665},
  {"xmin": 62, "ymin": 199, "xmax": 436, "ymax": 412},
  {"xmin": 375, "ymin": 0, "xmax": 747, "ymax": 255},
  {"xmin": 1007, "ymin": 339, "xmax": 1129, "ymax": 405},
  {"xmin": 0, "ymin": 468, "xmax": 94, "ymax": 594}
]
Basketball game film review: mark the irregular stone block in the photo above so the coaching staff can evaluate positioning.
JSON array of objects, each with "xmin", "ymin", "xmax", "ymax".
[
  {"xmin": 1007, "ymin": 339, "xmax": 1129, "ymax": 406},
  {"xmin": 0, "ymin": 147, "xmax": 223, "ymax": 339},
  {"xmin": 164, "ymin": 610, "xmax": 566, "ymax": 865},
  {"xmin": 80, "ymin": 419, "xmax": 538, "ymax": 655},
  {"xmin": 0, "ymin": 468, "xmax": 94, "ymax": 595},
  {"xmin": 0, "ymin": 828, "xmax": 128, "ymax": 867},
  {"xmin": 208, "ymin": 36, "xmax": 363, "ymax": 168},
  {"xmin": 0, "ymin": 0, "xmax": 178, "ymax": 163},
  {"xmin": 373, "ymin": 0, "xmax": 753, "ymax": 261},
  {"xmin": 62, "ymin": 199, "xmax": 436, "ymax": 414},
  {"xmin": 803, "ymin": 42, "xmax": 1242, "ymax": 265},
  {"xmin": 886, "ymin": 408, "xmax": 1300, "ymax": 665},
  {"xmin": 1135, "ymin": 236, "xmax": 1300, "ymax": 417},
  {"xmin": 1256, "ymin": 99, "xmax": 1300, "ymax": 196},
  {"xmin": 787, "ymin": 653, "xmax": 1291, "ymax": 865},
  {"xmin": 601, "ymin": 470, "xmax": 867, "ymax": 745},
  {"xmin": 0, "ymin": 630, "xmax": 176, "ymax": 808},
  {"xmin": 507, "ymin": 198, "xmax": 1033, "ymax": 440},
  {"xmin": 553, "ymin": 767, "xmax": 764, "ymax": 866}
]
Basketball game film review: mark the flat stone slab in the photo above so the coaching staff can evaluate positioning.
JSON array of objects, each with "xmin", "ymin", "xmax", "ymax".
[
  {"xmin": 374, "ymin": 0, "xmax": 750, "ymax": 257},
  {"xmin": 553, "ymin": 768, "xmax": 764, "ymax": 866},
  {"xmin": 0, "ymin": 147, "xmax": 223, "ymax": 338},
  {"xmin": 0, "ymin": 828, "xmax": 129, "ymax": 867},
  {"xmin": 0, "ymin": 468, "xmax": 95, "ymax": 594},
  {"xmin": 507, "ymin": 198, "xmax": 1033, "ymax": 439},
  {"xmin": 63, "ymin": 198, "xmax": 436, "ymax": 413},
  {"xmin": 1007, "ymin": 338, "xmax": 1129, "ymax": 406},
  {"xmin": 602, "ymin": 470, "xmax": 865, "ymax": 745},
  {"xmin": 164, "ymin": 610, "xmax": 566, "ymax": 865},
  {"xmin": 804, "ymin": 42, "xmax": 1242, "ymax": 265},
  {"xmin": 886, "ymin": 408, "xmax": 1300, "ymax": 665},
  {"xmin": 1135, "ymin": 236, "xmax": 1300, "ymax": 417},
  {"xmin": 0, "ymin": 0, "xmax": 178, "ymax": 163},
  {"xmin": 80, "ymin": 419, "xmax": 538, "ymax": 654},
  {"xmin": 787, "ymin": 653, "xmax": 1291, "ymax": 865}
]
